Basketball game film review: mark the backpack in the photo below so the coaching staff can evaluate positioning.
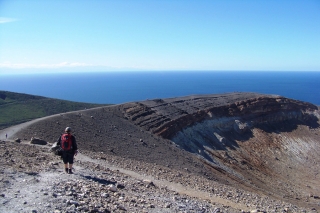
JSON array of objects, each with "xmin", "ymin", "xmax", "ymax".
[{"xmin": 61, "ymin": 133, "xmax": 72, "ymax": 151}]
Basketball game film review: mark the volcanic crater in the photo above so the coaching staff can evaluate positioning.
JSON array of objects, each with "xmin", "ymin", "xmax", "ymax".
[{"xmin": 4, "ymin": 92, "xmax": 320, "ymax": 212}]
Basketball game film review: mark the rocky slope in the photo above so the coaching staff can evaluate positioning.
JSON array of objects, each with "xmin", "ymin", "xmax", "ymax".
[
  {"xmin": 120, "ymin": 92, "xmax": 320, "ymax": 207},
  {"xmin": 3, "ymin": 92, "xmax": 320, "ymax": 212}
]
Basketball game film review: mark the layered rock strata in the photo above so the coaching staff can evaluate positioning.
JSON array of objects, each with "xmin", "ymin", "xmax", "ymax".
[
  {"xmin": 121, "ymin": 92, "xmax": 317, "ymax": 140},
  {"xmin": 120, "ymin": 92, "xmax": 320, "ymax": 198}
]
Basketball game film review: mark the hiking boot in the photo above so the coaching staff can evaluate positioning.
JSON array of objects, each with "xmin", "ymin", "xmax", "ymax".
[
  {"xmin": 65, "ymin": 168, "xmax": 68, "ymax": 173},
  {"xmin": 68, "ymin": 169, "xmax": 73, "ymax": 174}
]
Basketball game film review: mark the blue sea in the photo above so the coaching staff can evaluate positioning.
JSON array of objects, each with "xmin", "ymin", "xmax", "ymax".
[{"xmin": 0, "ymin": 71, "xmax": 319, "ymax": 105}]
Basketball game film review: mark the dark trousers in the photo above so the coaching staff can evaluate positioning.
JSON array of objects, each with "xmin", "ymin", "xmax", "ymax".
[{"xmin": 62, "ymin": 151, "xmax": 74, "ymax": 164}]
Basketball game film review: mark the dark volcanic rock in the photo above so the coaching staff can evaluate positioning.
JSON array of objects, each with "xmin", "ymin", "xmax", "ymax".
[
  {"xmin": 30, "ymin": 137, "xmax": 47, "ymax": 145},
  {"xmin": 121, "ymin": 92, "xmax": 317, "ymax": 139},
  {"xmin": 14, "ymin": 138, "xmax": 21, "ymax": 143},
  {"xmin": 11, "ymin": 92, "xmax": 320, "ymax": 212}
]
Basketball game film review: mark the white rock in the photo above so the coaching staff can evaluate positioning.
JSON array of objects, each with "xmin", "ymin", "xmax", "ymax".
[
  {"xmin": 108, "ymin": 184, "xmax": 118, "ymax": 192},
  {"xmin": 142, "ymin": 179, "xmax": 153, "ymax": 185},
  {"xmin": 101, "ymin": 193, "xmax": 109, "ymax": 197}
]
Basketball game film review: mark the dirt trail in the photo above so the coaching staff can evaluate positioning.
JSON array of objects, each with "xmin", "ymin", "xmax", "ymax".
[
  {"xmin": 0, "ymin": 115, "xmax": 59, "ymax": 140},
  {"xmin": 0, "ymin": 105, "xmax": 111, "ymax": 140},
  {"xmin": 0, "ymin": 117, "xmax": 249, "ymax": 212},
  {"xmin": 77, "ymin": 153, "xmax": 250, "ymax": 211}
]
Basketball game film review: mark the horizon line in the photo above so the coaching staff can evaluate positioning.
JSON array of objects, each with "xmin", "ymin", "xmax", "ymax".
[{"xmin": 1, "ymin": 70, "xmax": 320, "ymax": 75}]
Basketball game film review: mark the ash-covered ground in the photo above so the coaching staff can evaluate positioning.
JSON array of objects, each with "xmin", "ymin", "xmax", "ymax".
[{"xmin": 1, "ymin": 92, "xmax": 320, "ymax": 212}]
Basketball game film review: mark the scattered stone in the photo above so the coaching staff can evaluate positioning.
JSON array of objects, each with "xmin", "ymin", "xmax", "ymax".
[
  {"xmin": 213, "ymin": 207, "xmax": 221, "ymax": 213},
  {"xmin": 233, "ymin": 120, "xmax": 250, "ymax": 134},
  {"xmin": 118, "ymin": 205, "xmax": 126, "ymax": 210},
  {"xmin": 108, "ymin": 184, "xmax": 118, "ymax": 192},
  {"xmin": 116, "ymin": 183, "xmax": 125, "ymax": 189},
  {"xmin": 142, "ymin": 179, "xmax": 153, "ymax": 185},
  {"xmin": 214, "ymin": 132, "xmax": 226, "ymax": 144},
  {"xmin": 101, "ymin": 193, "xmax": 109, "ymax": 198},
  {"xmin": 49, "ymin": 142, "xmax": 62, "ymax": 155},
  {"xmin": 14, "ymin": 138, "xmax": 21, "ymax": 143},
  {"xmin": 69, "ymin": 200, "xmax": 79, "ymax": 206},
  {"xmin": 30, "ymin": 137, "xmax": 47, "ymax": 145}
]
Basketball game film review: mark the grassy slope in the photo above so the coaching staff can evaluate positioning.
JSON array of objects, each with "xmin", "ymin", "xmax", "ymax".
[{"xmin": 0, "ymin": 91, "xmax": 111, "ymax": 129}]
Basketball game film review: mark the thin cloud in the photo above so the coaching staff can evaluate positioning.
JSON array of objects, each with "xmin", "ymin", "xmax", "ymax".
[
  {"xmin": 0, "ymin": 62, "xmax": 92, "ymax": 69},
  {"xmin": 0, "ymin": 62, "xmax": 196, "ymax": 72},
  {"xmin": 0, "ymin": 62, "xmax": 153, "ymax": 71},
  {"xmin": 55, "ymin": 62, "xmax": 91, "ymax": 67},
  {"xmin": 0, "ymin": 17, "xmax": 17, "ymax": 24}
]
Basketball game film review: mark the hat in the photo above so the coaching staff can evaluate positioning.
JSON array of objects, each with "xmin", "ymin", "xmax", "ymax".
[{"xmin": 65, "ymin": 127, "xmax": 72, "ymax": 132}]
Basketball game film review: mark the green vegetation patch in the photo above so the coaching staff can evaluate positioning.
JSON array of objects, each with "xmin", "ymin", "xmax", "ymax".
[
  {"xmin": 0, "ymin": 91, "xmax": 111, "ymax": 129},
  {"xmin": 0, "ymin": 103, "xmax": 46, "ymax": 125}
]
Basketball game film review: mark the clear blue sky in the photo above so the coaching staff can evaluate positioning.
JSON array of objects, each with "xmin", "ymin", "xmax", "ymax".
[{"xmin": 0, "ymin": 0, "xmax": 319, "ymax": 73}]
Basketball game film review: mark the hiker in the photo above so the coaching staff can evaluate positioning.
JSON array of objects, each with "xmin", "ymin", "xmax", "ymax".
[
  {"xmin": 5, "ymin": 133, "xmax": 7, "ymax": 139},
  {"xmin": 57, "ymin": 127, "xmax": 78, "ymax": 174}
]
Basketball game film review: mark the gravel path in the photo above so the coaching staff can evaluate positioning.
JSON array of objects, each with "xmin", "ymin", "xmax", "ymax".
[
  {"xmin": 0, "ymin": 139, "xmax": 316, "ymax": 213},
  {"xmin": 0, "ymin": 140, "xmax": 245, "ymax": 213}
]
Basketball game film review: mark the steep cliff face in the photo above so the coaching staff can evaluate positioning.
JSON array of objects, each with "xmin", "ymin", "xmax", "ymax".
[
  {"xmin": 121, "ymin": 92, "xmax": 317, "ymax": 139},
  {"xmin": 121, "ymin": 92, "xmax": 320, "ymax": 199}
]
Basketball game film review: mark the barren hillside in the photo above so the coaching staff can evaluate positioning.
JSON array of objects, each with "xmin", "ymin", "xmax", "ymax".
[{"xmin": 3, "ymin": 92, "xmax": 320, "ymax": 212}]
